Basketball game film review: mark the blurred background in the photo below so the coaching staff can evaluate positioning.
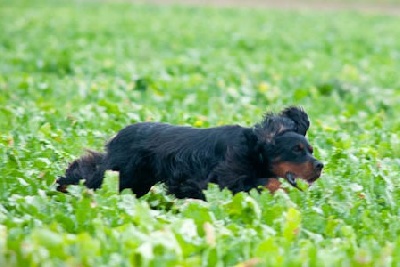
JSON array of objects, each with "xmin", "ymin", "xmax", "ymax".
[{"xmin": 140, "ymin": 0, "xmax": 400, "ymax": 14}]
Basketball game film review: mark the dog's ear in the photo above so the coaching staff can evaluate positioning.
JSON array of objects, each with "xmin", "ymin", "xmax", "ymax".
[
  {"xmin": 280, "ymin": 106, "xmax": 310, "ymax": 136},
  {"xmin": 255, "ymin": 106, "xmax": 309, "ymax": 142}
]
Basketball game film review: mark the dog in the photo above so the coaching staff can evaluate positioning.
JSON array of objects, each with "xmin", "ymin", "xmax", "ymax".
[{"xmin": 56, "ymin": 106, "xmax": 323, "ymax": 200}]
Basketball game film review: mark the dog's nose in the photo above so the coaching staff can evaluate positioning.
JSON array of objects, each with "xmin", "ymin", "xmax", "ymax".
[{"xmin": 314, "ymin": 161, "xmax": 324, "ymax": 170}]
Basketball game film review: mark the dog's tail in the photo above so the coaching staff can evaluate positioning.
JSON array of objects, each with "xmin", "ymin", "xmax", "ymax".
[{"xmin": 56, "ymin": 150, "xmax": 106, "ymax": 193}]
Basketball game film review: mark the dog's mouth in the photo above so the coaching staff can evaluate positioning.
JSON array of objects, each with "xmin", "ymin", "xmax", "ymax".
[{"xmin": 285, "ymin": 171, "xmax": 322, "ymax": 190}]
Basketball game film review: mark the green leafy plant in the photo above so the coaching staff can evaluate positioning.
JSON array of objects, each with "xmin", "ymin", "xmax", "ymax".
[{"xmin": 1, "ymin": 0, "xmax": 400, "ymax": 265}]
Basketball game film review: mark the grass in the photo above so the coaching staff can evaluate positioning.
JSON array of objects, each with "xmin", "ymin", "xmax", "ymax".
[{"xmin": 1, "ymin": 0, "xmax": 400, "ymax": 266}]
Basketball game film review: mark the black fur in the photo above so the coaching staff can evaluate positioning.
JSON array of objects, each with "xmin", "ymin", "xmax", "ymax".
[{"xmin": 56, "ymin": 106, "xmax": 323, "ymax": 200}]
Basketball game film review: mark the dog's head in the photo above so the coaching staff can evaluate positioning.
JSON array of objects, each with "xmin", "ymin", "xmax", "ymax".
[
  {"xmin": 266, "ymin": 131, "xmax": 323, "ymax": 186},
  {"xmin": 254, "ymin": 106, "xmax": 323, "ymax": 186}
]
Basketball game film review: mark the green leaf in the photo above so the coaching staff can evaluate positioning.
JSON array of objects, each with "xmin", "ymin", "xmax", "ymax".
[{"xmin": 282, "ymin": 207, "xmax": 301, "ymax": 243}]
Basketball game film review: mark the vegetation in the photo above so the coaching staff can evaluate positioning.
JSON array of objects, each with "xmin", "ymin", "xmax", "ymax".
[{"xmin": 1, "ymin": 0, "xmax": 400, "ymax": 265}]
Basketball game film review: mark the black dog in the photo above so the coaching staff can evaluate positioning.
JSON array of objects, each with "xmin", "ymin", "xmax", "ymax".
[{"xmin": 56, "ymin": 107, "xmax": 323, "ymax": 200}]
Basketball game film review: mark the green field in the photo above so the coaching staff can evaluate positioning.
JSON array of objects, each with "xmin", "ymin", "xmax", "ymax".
[{"xmin": 2, "ymin": 0, "xmax": 400, "ymax": 266}]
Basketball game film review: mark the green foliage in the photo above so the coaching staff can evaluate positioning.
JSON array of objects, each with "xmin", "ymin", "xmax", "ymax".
[{"xmin": 1, "ymin": 0, "xmax": 400, "ymax": 265}]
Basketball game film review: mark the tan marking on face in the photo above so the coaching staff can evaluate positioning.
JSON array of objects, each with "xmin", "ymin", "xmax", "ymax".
[{"xmin": 271, "ymin": 161, "xmax": 321, "ymax": 182}]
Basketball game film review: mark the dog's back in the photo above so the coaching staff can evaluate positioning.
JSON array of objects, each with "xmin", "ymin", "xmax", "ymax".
[{"xmin": 107, "ymin": 122, "xmax": 246, "ymax": 161}]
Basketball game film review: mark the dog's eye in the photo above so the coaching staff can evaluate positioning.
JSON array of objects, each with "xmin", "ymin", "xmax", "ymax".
[{"xmin": 292, "ymin": 145, "xmax": 303, "ymax": 153}]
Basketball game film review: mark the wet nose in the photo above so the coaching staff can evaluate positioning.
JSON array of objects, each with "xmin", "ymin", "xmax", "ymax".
[{"xmin": 314, "ymin": 161, "xmax": 324, "ymax": 170}]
